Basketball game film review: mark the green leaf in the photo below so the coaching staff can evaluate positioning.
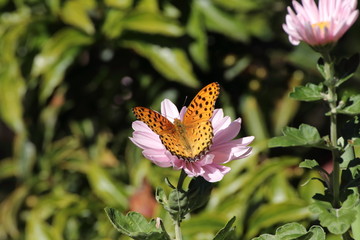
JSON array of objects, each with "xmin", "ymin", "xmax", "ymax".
[
  {"xmin": 104, "ymin": 208, "xmax": 171, "ymax": 240},
  {"xmin": 86, "ymin": 163, "xmax": 128, "ymax": 210},
  {"xmin": 122, "ymin": 12, "xmax": 184, "ymax": 36},
  {"xmin": 339, "ymin": 95, "xmax": 360, "ymax": 115},
  {"xmin": 122, "ymin": 41, "xmax": 199, "ymax": 87},
  {"xmin": 213, "ymin": 217, "xmax": 236, "ymax": 240},
  {"xmin": 31, "ymin": 28, "xmax": 93, "ymax": 102},
  {"xmin": 310, "ymin": 192, "xmax": 359, "ymax": 234},
  {"xmin": 60, "ymin": 0, "xmax": 96, "ymax": 35},
  {"xmin": 268, "ymin": 124, "xmax": 327, "ymax": 149},
  {"xmin": 276, "ymin": 222, "xmax": 307, "ymax": 239},
  {"xmin": 252, "ymin": 223, "xmax": 325, "ymax": 240},
  {"xmin": 198, "ymin": 0, "xmax": 249, "ymax": 42},
  {"xmin": 187, "ymin": 1, "xmax": 209, "ymax": 70},
  {"xmin": 289, "ymin": 83, "xmax": 324, "ymax": 102},
  {"xmin": 102, "ymin": 9, "xmax": 126, "ymax": 39},
  {"xmin": 299, "ymin": 160, "xmax": 329, "ymax": 177},
  {"xmin": 187, "ymin": 177, "xmax": 213, "ymax": 212},
  {"xmin": 105, "ymin": 0, "xmax": 132, "ymax": 8},
  {"xmin": 247, "ymin": 202, "xmax": 311, "ymax": 239}
]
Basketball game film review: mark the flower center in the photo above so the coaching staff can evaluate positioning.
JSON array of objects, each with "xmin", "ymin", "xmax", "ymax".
[{"xmin": 311, "ymin": 21, "xmax": 330, "ymax": 33}]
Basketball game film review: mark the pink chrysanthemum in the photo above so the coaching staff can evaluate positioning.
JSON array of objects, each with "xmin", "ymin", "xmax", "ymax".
[
  {"xmin": 130, "ymin": 99, "xmax": 254, "ymax": 182},
  {"xmin": 283, "ymin": 0, "xmax": 358, "ymax": 46}
]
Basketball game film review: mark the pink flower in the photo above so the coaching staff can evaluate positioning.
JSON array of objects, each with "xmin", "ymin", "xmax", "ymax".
[
  {"xmin": 130, "ymin": 99, "xmax": 254, "ymax": 182},
  {"xmin": 283, "ymin": 0, "xmax": 358, "ymax": 46}
]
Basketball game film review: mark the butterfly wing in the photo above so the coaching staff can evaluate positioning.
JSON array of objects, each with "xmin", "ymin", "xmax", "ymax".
[
  {"xmin": 133, "ymin": 107, "xmax": 174, "ymax": 135},
  {"xmin": 183, "ymin": 82, "xmax": 220, "ymax": 161},
  {"xmin": 133, "ymin": 107, "xmax": 189, "ymax": 157},
  {"xmin": 183, "ymin": 82, "xmax": 220, "ymax": 125}
]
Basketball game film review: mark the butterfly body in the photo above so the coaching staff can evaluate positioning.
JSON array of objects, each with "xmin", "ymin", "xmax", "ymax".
[{"xmin": 133, "ymin": 82, "xmax": 220, "ymax": 162}]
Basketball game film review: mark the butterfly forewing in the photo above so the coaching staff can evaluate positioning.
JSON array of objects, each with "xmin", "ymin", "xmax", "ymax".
[
  {"xmin": 133, "ymin": 107, "xmax": 174, "ymax": 135},
  {"xmin": 183, "ymin": 82, "xmax": 220, "ymax": 125}
]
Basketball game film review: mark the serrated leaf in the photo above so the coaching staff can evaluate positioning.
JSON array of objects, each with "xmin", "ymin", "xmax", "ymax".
[
  {"xmin": 213, "ymin": 216, "xmax": 236, "ymax": 240},
  {"xmin": 122, "ymin": 41, "xmax": 199, "ymax": 87},
  {"xmin": 252, "ymin": 223, "xmax": 325, "ymax": 240},
  {"xmin": 307, "ymin": 226, "xmax": 326, "ymax": 240},
  {"xmin": 104, "ymin": 208, "xmax": 170, "ymax": 240},
  {"xmin": 289, "ymin": 83, "xmax": 324, "ymax": 102},
  {"xmin": 339, "ymin": 95, "xmax": 360, "ymax": 115},
  {"xmin": 60, "ymin": 0, "xmax": 96, "ymax": 35},
  {"xmin": 276, "ymin": 222, "xmax": 307, "ymax": 239},
  {"xmin": 310, "ymin": 192, "xmax": 359, "ymax": 234},
  {"xmin": 268, "ymin": 124, "xmax": 327, "ymax": 149}
]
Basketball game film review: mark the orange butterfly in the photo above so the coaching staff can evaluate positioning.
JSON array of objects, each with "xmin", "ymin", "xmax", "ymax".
[{"xmin": 133, "ymin": 82, "xmax": 220, "ymax": 162}]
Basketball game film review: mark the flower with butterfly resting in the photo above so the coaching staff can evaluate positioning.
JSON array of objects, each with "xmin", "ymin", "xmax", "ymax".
[{"xmin": 131, "ymin": 83, "xmax": 254, "ymax": 182}]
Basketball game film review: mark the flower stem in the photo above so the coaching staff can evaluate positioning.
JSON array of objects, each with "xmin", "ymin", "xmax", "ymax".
[
  {"xmin": 322, "ymin": 53, "xmax": 341, "ymax": 208},
  {"xmin": 174, "ymin": 170, "xmax": 186, "ymax": 240}
]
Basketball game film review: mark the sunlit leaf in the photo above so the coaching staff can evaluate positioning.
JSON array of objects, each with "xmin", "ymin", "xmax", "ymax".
[
  {"xmin": 198, "ymin": 0, "xmax": 249, "ymax": 41},
  {"xmin": 60, "ymin": 0, "xmax": 96, "ymax": 35},
  {"xmin": 187, "ymin": 1, "xmax": 209, "ymax": 70},
  {"xmin": 122, "ymin": 41, "xmax": 199, "ymax": 87},
  {"xmin": 86, "ymin": 163, "xmax": 128, "ymax": 210},
  {"xmin": 0, "ymin": 186, "xmax": 28, "ymax": 239},
  {"xmin": 213, "ymin": 216, "xmax": 236, "ymax": 240},
  {"xmin": 31, "ymin": 28, "xmax": 93, "ymax": 102},
  {"xmin": 247, "ymin": 203, "xmax": 311, "ymax": 238},
  {"xmin": 122, "ymin": 12, "xmax": 184, "ymax": 36}
]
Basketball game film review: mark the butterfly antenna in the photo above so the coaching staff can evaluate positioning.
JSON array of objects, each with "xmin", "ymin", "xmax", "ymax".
[{"xmin": 182, "ymin": 96, "xmax": 188, "ymax": 106}]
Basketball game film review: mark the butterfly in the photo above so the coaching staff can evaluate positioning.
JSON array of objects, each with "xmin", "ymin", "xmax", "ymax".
[{"xmin": 133, "ymin": 82, "xmax": 220, "ymax": 162}]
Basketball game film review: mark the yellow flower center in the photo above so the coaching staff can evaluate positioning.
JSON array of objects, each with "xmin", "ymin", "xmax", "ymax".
[{"xmin": 311, "ymin": 21, "xmax": 330, "ymax": 32}]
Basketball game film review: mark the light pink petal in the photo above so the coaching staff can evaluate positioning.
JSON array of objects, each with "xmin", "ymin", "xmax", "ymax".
[
  {"xmin": 202, "ymin": 165, "xmax": 231, "ymax": 182},
  {"xmin": 213, "ymin": 119, "xmax": 241, "ymax": 144},
  {"xmin": 142, "ymin": 149, "xmax": 172, "ymax": 167},
  {"xmin": 130, "ymin": 132, "xmax": 163, "ymax": 150},
  {"xmin": 161, "ymin": 99, "xmax": 180, "ymax": 121}
]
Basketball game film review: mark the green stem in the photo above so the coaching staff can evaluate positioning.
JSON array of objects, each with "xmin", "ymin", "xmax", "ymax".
[
  {"xmin": 175, "ymin": 220, "xmax": 182, "ymax": 240},
  {"xmin": 174, "ymin": 170, "xmax": 186, "ymax": 240},
  {"xmin": 322, "ymin": 54, "xmax": 341, "ymax": 208}
]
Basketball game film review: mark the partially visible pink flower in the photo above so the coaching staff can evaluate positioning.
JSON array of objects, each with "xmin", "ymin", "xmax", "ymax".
[
  {"xmin": 283, "ymin": 0, "xmax": 358, "ymax": 46},
  {"xmin": 130, "ymin": 99, "xmax": 254, "ymax": 182}
]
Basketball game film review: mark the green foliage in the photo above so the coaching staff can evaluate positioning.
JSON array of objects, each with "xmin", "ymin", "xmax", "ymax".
[
  {"xmin": 290, "ymin": 83, "xmax": 324, "ymax": 102},
  {"xmin": 310, "ymin": 191, "xmax": 359, "ymax": 235},
  {"xmin": 105, "ymin": 208, "xmax": 171, "ymax": 240},
  {"xmin": 268, "ymin": 124, "xmax": 328, "ymax": 149},
  {"xmin": 252, "ymin": 223, "xmax": 325, "ymax": 240}
]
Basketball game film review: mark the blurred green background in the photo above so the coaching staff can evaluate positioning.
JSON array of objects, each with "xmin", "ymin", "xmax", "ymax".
[{"xmin": 1, "ymin": 0, "xmax": 359, "ymax": 239}]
